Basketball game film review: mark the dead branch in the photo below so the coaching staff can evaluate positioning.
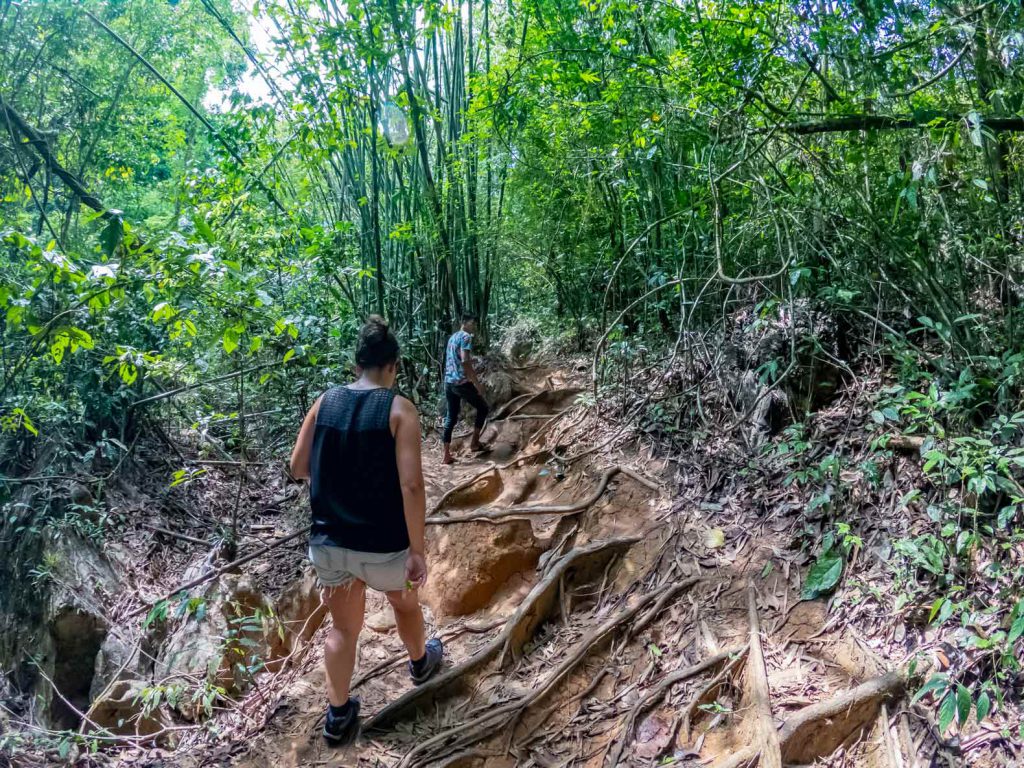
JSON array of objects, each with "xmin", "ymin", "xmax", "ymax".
[
  {"xmin": 746, "ymin": 584, "xmax": 783, "ymax": 768},
  {"xmin": 141, "ymin": 523, "xmax": 210, "ymax": 547}
]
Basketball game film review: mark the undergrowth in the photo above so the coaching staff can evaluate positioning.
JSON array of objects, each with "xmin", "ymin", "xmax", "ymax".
[{"xmin": 764, "ymin": 341, "xmax": 1024, "ymax": 740}]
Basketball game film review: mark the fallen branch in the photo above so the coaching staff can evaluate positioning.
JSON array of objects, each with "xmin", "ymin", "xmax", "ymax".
[
  {"xmin": 140, "ymin": 523, "xmax": 210, "ymax": 547},
  {"xmin": 750, "ymin": 112, "xmax": 1024, "ymax": 137},
  {"xmin": 130, "ymin": 363, "xmax": 272, "ymax": 408},
  {"xmin": 746, "ymin": 584, "xmax": 783, "ymax": 768}
]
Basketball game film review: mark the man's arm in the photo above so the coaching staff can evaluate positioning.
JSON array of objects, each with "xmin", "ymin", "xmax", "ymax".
[
  {"xmin": 289, "ymin": 397, "xmax": 321, "ymax": 480},
  {"xmin": 460, "ymin": 342, "xmax": 484, "ymax": 394},
  {"xmin": 393, "ymin": 396, "xmax": 427, "ymax": 558}
]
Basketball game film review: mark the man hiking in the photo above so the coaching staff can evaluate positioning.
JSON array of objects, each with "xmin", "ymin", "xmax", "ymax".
[
  {"xmin": 441, "ymin": 312, "xmax": 490, "ymax": 465},
  {"xmin": 290, "ymin": 316, "xmax": 444, "ymax": 746}
]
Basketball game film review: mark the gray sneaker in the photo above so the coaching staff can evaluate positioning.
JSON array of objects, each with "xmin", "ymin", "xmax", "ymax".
[{"xmin": 409, "ymin": 638, "xmax": 444, "ymax": 685}]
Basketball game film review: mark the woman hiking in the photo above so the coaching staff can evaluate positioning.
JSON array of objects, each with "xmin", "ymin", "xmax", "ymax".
[{"xmin": 290, "ymin": 316, "xmax": 444, "ymax": 746}]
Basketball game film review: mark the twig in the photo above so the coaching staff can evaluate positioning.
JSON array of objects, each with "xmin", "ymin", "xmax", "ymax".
[{"xmin": 140, "ymin": 523, "xmax": 210, "ymax": 547}]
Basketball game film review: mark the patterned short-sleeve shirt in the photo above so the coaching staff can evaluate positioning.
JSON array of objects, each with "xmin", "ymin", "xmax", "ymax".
[{"xmin": 445, "ymin": 330, "xmax": 473, "ymax": 384}]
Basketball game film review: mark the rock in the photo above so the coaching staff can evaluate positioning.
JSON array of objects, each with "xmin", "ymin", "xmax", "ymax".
[
  {"xmin": 482, "ymin": 370, "xmax": 515, "ymax": 409},
  {"xmin": 155, "ymin": 574, "xmax": 275, "ymax": 719},
  {"xmin": 84, "ymin": 679, "xmax": 175, "ymax": 747},
  {"xmin": 47, "ymin": 606, "xmax": 108, "ymax": 729},
  {"xmin": 89, "ymin": 633, "xmax": 140, "ymax": 703},
  {"xmin": 266, "ymin": 569, "xmax": 327, "ymax": 671},
  {"xmin": 366, "ymin": 608, "xmax": 396, "ymax": 633},
  {"xmin": 422, "ymin": 520, "xmax": 544, "ymax": 617}
]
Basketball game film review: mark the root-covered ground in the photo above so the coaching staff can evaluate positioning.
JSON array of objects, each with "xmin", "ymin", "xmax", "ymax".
[{"xmin": 8, "ymin": 361, "xmax": 1011, "ymax": 767}]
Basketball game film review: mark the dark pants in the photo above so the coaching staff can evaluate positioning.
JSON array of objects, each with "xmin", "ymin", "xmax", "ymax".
[{"xmin": 443, "ymin": 382, "xmax": 489, "ymax": 443}]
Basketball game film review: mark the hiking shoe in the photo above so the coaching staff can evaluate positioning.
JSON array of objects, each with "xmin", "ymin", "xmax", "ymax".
[
  {"xmin": 322, "ymin": 697, "xmax": 360, "ymax": 746},
  {"xmin": 409, "ymin": 638, "xmax": 445, "ymax": 685}
]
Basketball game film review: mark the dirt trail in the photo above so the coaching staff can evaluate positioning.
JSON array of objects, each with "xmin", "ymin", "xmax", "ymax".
[{"xmin": 193, "ymin": 364, "xmax": 911, "ymax": 768}]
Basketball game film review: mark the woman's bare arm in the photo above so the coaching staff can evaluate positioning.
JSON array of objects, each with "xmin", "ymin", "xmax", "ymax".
[{"xmin": 393, "ymin": 396, "xmax": 426, "ymax": 555}]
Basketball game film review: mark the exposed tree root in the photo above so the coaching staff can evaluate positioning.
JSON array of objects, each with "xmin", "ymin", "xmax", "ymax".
[
  {"xmin": 498, "ymin": 535, "xmax": 639, "ymax": 667},
  {"xmin": 425, "ymin": 466, "xmax": 622, "ymax": 525},
  {"xmin": 778, "ymin": 670, "xmax": 906, "ymax": 763},
  {"xmin": 395, "ymin": 578, "xmax": 700, "ymax": 767},
  {"xmin": 683, "ymin": 647, "xmax": 748, "ymax": 741},
  {"xmin": 431, "ymin": 467, "xmax": 503, "ymax": 513},
  {"xmin": 364, "ymin": 536, "xmax": 641, "ymax": 732},
  {"xmin": 491, "ymin": 391, "xmax": 543, "ymax": 420},
  {"xmin": 711, "ymin": 671, "xmax": 907, "ymax": 767},
  {"xmin": 607, "ymin": 645, "xmax": 746, "ymax": 766}
]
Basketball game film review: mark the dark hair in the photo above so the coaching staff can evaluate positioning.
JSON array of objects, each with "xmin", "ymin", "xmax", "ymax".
[
  {"xmin": 355, "ymin": 315, "xmax": 399, "ymax": 368},
  {"xmin": 461, "ymin": 312, "xmax": 479, "ymax": 323}
]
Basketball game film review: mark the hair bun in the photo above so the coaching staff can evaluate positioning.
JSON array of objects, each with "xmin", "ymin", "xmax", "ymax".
[
  {"xmin": 355, "ymin": 315, "xmax": 400, "ymax": 368},
  {"xmin": 365, "ymin": 314, "xmax": 388, "ymax": 333}
]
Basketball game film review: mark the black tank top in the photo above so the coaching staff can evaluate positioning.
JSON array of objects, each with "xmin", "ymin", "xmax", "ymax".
[{"xmin": 308, "ymin": 386, "xmax": 409, "ymax": 552}]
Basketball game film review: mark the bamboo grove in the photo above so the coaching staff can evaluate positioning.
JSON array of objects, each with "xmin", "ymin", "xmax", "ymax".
[{"xmin": 0, "ymin": 0, "xmax": 1023, "ymax": 450}]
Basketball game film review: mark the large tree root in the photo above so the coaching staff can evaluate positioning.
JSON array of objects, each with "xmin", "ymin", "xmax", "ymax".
[
  {"xmin": 396, "ymin": 577, "xmax": 701, "ymax": 767},
  {"xmin": 498, "ymin": 535, "xmax": 639, "ymax": 667},
  {"xmin": 364, "ymin": 536, "xmax": 640, "ymax": 732},
  {"xmin": 426, "ymin": 466, "xmax": 622, "ymax": 525},
  {"xmin": 778, "ymin": 670, "xmax": 906, "ymax": 763},
  {"xmin": 431, "ymin": 467, "xmax": 504, "ymax": 513},
  {"xmin": 713, "ymin": 671, "xmax": 908, "ymax": 767}
]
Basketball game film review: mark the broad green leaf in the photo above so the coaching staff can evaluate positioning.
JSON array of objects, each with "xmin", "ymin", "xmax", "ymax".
[
  {"xmin": 911, "ymin": 674, "xmax": 949, "ymax": 705},
  {"xmin": 193, "ymin": 213, "xmax": 215, "ymax": 244},
  {"xmin": 956, "ymin": 684, "xmax": 971, "ymax": 727},
  {"xmin": 976, "ymin": 691, "xmax": 991, "ymax": 723},
  {"xmin": 937, "ymin": 692, "xmax": 956, "ymax": 734},
  {"xmin": 801, "ymin": 550, "xmax": 843, "ymax": 600}
]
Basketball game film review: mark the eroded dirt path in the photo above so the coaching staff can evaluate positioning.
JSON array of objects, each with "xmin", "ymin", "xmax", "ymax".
[{"xmin": 195, "ymin": 365, "xmax": 912, "ymax": 768}]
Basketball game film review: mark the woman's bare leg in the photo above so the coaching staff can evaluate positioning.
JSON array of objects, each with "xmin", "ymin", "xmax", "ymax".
[
  {"xmin": 385, "ymin": 588, "xmax": 426, "ymax": 660},
  {"xmin": 323, "ymin": 580, "xmax": 366, "ymax": 706}
]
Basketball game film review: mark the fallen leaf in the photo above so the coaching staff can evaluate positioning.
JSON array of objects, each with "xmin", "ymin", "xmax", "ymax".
[
  {"xmin": 705, "ymin": 528, "xmax": 726, "ymax": 549},
  {"xmin": 635, "ymin": 713, "xmax": 673, "ymax": 758}
]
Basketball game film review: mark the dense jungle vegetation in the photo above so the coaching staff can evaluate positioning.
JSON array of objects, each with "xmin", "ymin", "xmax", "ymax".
[{"xmin": 3, "ymin": 0, "xmax": 1024, "ymax": 763}]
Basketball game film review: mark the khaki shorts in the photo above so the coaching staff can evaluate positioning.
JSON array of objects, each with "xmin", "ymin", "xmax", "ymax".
[{"xmin": 308, "ymin": 544, "xmax": 408, "ymax": 592}]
